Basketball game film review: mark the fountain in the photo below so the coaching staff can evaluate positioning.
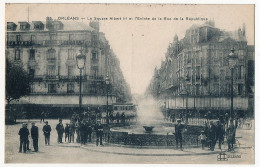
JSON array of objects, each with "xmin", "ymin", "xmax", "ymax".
[{"xmin": 109, "ymin": 97, "xmax": 204, "ymax": 146}]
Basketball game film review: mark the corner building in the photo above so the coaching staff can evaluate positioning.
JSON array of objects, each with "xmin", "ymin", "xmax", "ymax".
[
  {"xmin": 146, "ymin": 21, "xmax": 254, "ymax": 118},
  {"xmin": 6, "ymin": 17, "xmax": 131, "ymax": 117}
]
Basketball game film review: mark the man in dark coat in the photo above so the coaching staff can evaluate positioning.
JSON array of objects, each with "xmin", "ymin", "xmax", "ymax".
[
  {"xmin": 56, "ymin": 119, "xmax": 64, "ymax": 143},
  {"xmin": 18, "ymin": 123, "xmax": 29, "ymax": 153},
  {"xmin": 69, "ymin": 122, "xmax": 76, "ymax": 143},
  {"xmin": 94, "ymin": 120, "xmax": 104, "ymax": 146},
  {"xmin": 227, "ymin": 120, "xmax": 236, "ymax": 151},
  {"xmin": 64, "ymin": 123, "xmax": 70, "ymax": 142},
  {"xmin": 31, "ymin": 122, "xmax": 39, "ymax": 152},
  {"xmin": 42, "ymin": 121, "xmax": 51, "ymax": 145},
  {"xmin": 79, "ymin": 120, "xmax": 88, "ymax": 144},
  {"xmin": 215, "ymin": 120, "xmax": 225, "ymax": 149},
  {"xmin": 207, "ymin": 120, "xmax": 216, "ymax": 151},
  {"xmin": 175, "ymin": 119, "xmax": 185, "ymax": 150}
]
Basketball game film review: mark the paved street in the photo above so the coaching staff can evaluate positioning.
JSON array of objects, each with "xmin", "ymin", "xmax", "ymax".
[{"xmin": 5, "ymin": 119, "xmax": 254, "ymax": 164}]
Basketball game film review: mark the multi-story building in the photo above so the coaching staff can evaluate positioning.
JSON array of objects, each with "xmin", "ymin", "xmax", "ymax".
[
  {"xmin": 6, "ymin": 17, "xmax": 131, "ymax": 117},
  {"xmin": 146, "ymin": 21, "xmax": 254, "ymax": 117}
]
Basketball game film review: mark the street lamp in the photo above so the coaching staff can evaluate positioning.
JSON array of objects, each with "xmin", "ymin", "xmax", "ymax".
[
  {"xmin": 105, "ymin": 75, "xmax": 110, "ymax": 124},
  {"xmin": 228, "ymin": 48, "xmax": 238, "ymax": 120},
  {"xmin": 76, "ymin": 51, "xmax": 86, "ymax": 114}
]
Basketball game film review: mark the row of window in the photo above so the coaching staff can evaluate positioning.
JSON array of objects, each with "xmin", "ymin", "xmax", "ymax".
[
  {"xmin": 30, "ymin": 83, "xmax": 75, "ymax": 93},
  {"xmin": 177, "ymin": 83, "xmax": 244, "ymax": 96},
  {"xmin": 13, "ymin": 33, "xmax": 94, "ymax": 42},
  {"xmin": 28, "ymin": 65, "xmax": 100, "ymax": 78},
  {"xmin": 14, "ymin": 48, "xmax": 99, "ymax": 62},
  {"xmin": 31, "ymin": 83, "xmax": 109, "ymax": 94}
]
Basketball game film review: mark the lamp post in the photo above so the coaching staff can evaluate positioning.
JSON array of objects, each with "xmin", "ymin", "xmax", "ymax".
[
  {"xmin": 228, "ymin": 48, "xmax": 238, "ymax": 120},
  {"xmin": 105, "ymin": 75, "xmax": 110, "ymax": 124},
  {"xmin": 76, "ymin": 51, "xmax": 86, "ymax": 114}
]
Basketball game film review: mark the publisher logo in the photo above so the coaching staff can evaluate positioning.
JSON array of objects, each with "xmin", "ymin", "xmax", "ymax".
[{"xmin": 217, "ymin": 152, "xmax": 228, "ymax": 161}]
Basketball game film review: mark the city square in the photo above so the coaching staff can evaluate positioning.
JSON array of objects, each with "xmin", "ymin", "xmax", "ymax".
[{"xmin": 3, "ymin": 3, "xmax": 255, "ymax": 165}]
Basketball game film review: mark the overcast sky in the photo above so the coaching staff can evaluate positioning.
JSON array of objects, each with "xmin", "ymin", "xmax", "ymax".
[{"xmin": 5, "ymin": 4, "xmax": 254, "ymax": 95}]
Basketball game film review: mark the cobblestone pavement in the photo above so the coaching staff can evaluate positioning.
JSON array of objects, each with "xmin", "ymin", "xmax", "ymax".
[{"xmin": 4, "ymin": 119, "xmax": 254, "ymax": 164}]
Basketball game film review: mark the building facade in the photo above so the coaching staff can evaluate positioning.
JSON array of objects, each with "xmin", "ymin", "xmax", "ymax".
[
  {"xmin": 6, "ymin": 17, "xmax": 131, "ymax": 117},
  {"xmin": 146, "ymin": 21, "xmax": 254, "ymax": 117}
]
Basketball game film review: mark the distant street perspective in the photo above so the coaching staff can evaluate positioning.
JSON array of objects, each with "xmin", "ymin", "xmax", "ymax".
[{"xmin": 4, "ymin": 4, "xmax": 255, "ymax": 164}]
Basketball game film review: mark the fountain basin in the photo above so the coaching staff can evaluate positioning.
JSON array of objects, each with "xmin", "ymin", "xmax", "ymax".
[
  {"xmin": 109, "ymin": 124, "xmax": 204, "ymax": 146},
  {"xmin": 143, "ymin": 126, "xmax": 154, "ymax": 133}
]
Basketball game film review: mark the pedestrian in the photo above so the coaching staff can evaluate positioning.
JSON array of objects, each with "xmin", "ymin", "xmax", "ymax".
[
  {"xmin": 75, "ymin": 121, "xmax": 80, "ymax": 143},
  {"xmin": 69, "ymin": 121, "xmax": 75, "ymax": 143},
  {"xmin": 64, "ymin": 123, "xmax": 70, "ymax": 142},
  {"xmin": 215, "ymin": 120, "xmax": 225, "ymax": 149},
  {"xmin": 40, "ymin": 111, "xmax": 45, "ymax": 123},
  {"xmin": 94, "ymin": 120, "xmax": 104, "ymax": 146},
  {"xmin": 206, "ymin": 111, "xmax": 212, "ymax": 121},
  {"xmin": 175, "ymin": 119, "xmax": 185, "ymax": 150},
  {"xmin": 225, "ymin": 112, "xmax": 229, "ymax": 128},
  {"xmin": 56, "ymin": 119, "xmax": 64, "ymax": 143},
  {"xmin": 109, "ymin": 112, "xmax": 114, "ymax": 124},
  {"xmin": 79, "ymin": 120, "xmax": 88, "ymax": 144},
  {"xmin": 25, "ymin": 123, "xmax": 31, "ymax": 151},
  {"xmin": 121, "ymin": 112, "xmax": 126, "ymax": 124},
  {"xmin": 199, "ymin": 130, "xmax": 207, "ymax": 150},
  {"xmin": 18, "ymin": 123, "xmax": 29, "ymax": 153},
  {"xmin": 227, "ymin": 120, "xmax": 236, "ymax": 151},
  {"xmin": 31, "ymin": 122, "xmax": 39, "ymax": 152},
  {"xmin": 171, "ymin": 113, "xmax": 175, "ymax": 123},
  {"xmin": 116, "ymin": 112, "xmax": 120, "ymax": 123},
  {"xmin": 42, "ymin": 121, "xmax": 51, "ymax": 145},
  {"xmin": 207, "ymin": 120, "xmax": 216, "ymax": 151},
  {"xmin": 103, "ymin": 123, "xmax": 110, "ymax": 142},
  {"xmin": 87, "ymin": 120, "xmax": 93, "ymax": 142}
]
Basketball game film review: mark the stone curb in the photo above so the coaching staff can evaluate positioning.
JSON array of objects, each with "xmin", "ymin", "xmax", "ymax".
[
  {"xmin": 79, "ymin": 145, "xmax": 222, "ymax": 156},
  {"xmin": 54, "ymin": 143, "xmax": 222, "ymax": 156}
]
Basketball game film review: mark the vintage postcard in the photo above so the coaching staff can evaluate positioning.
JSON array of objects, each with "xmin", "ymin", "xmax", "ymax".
[{"xmin": 2, "ymin": 3, "xmax": 255, "ymax": 165}]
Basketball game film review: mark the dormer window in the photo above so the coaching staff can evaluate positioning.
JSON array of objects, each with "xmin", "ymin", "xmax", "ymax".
[
  {"xmin": 20, "ymin": 24, "xmax": 26, "ymax": 30},
  {"xmin": 33, "ymin": 21, "xmax": 44, "ymax": 30},
  {"xmin": 7, "ymin": 22, "xmax": 17, "ymax": 31},
  {"xmin": 19, "ymin": 22, "xmax": 30, "ymax": 31}
]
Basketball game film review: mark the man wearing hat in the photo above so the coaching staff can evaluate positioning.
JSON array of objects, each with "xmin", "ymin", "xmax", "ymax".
[
  {"xmin": 18, "ymin": 123, "xmax": 30, "ymax": 153},
  {"xmin": 56, "ymin": 119, "xmax": 64, "ymax": 143},
  {"xmin": 175, "ymin": 119, "xmax": 184, "ymax": 150},
  {"xmin": 215, "ymin": 120, "xmax": 225, "ymax": 149},
  {"xmin": 64, "ymin": 123, "xmax": 70, "ymax": 142},
  {"xmin": 207, "ymin": 120, "xmax": 216, "ymax": 151},
  {"xmin": 31, "ymin": 122, "xmax": 39, "ymax": 152},
  {"xmin": 94, "ymin": 119, "xmax": 104, "ymax": 146},
  {"xmin": 43, "ymin": 121, "xmax": 52, "ymax": 145}
]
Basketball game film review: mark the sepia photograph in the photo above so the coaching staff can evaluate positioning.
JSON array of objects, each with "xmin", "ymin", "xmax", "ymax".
[{"xmin": 2, "ymin": 3, "xmax": 256, "ymax": 165}]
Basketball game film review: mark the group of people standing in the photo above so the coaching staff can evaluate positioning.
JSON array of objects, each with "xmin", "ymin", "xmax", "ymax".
[
  {"xmin": 18, "ymin": 122, "xmax": 38, "ymax": 153},
  {"xmin": 18, "ymin": 118, "xmax": 109, "ymax": 153},
  {"xmin": 174, "ymin": 115, "xmax": 237, "ymax": 152},
  {"xmin": 199, "ymin": 119, "xmax": 237, "ymax": 151}
]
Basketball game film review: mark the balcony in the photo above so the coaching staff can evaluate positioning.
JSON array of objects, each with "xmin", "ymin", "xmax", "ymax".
[
  {"xmin": 31, "ymin": 75, "xmax": 44, "ymax": 82},
  {"xmin": 45, "ymin": 75, "xmax": 58, "ymax": 80},
  {"xmin": 44, "ymin": 40, "xmax": 60, "ymax": 45},
  {"xmin": 88, "ymin": 75, "xmax": 104, "ymax": 81},
  {"xmin": 7, "ymin": 41, "xmax": 33, "ymax": 47}
]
